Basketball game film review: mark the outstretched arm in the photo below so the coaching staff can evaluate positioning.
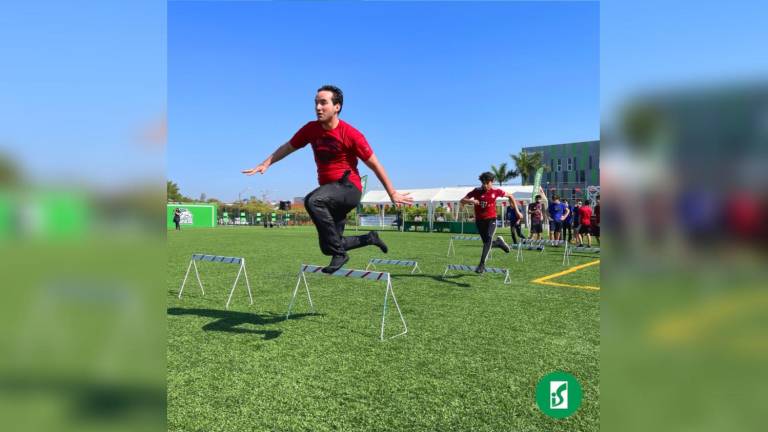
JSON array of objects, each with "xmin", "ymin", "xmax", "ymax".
[
  {"xmin": 362, "ymin": 154, "xmax": 413, "ymax": 205},
  {"xmin": 242, "ymin": 141, "xmax": 297, "ymax": 175}
]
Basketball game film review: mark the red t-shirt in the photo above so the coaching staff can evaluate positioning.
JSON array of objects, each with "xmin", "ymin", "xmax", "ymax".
[
  {"xmin": 464, "ymin": 187, "xmax": 505, "ymax": 220},
  {"xmin": 289, "ymin": 120, "xmax": 373, "ymax": 191},
  {"xmin": 580, "ymin": 205, "xmax": 593, "ymax": 226}
]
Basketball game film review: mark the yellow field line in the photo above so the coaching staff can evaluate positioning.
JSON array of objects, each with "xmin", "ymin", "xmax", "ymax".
[{"xmin": 531, "ymin": 259, "xmax": 601, "ymax": 291}]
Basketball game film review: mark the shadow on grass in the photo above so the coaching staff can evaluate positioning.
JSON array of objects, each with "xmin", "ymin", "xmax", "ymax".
[
  {"xmin": 0, "ymin": 375, "xmax": 164, "ymax": 421},
  {"xmin": 392, "ymin": 273, "xmax": 473, "ymax": 288},
  {"xmin": 167, "ymin": 307, "xmax": 319, "ymax": 339}
]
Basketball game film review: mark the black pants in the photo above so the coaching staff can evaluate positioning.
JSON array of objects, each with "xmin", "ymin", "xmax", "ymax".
[
  {"xmin": 304, "ymin": 172, "xmax": 370, "ymax": 256},
  {"xmin": 476, "ymin": 218, "xmax": 497, "ymax": 266},
  {"xmin": 174, "ymin": 220, "xmax": 180, "ymax": 230},
  {"xmin": 562, "ymin": 221, "xmax": 572, "ymax": 242},
  {"xmin": 509, "ymin": 221, "xmax": 525, "ymax": 244}
]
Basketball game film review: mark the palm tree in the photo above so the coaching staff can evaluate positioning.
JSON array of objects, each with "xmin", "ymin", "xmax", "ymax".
[
  {"xmin": 167, "ymin": 180, "xmax": 189, "ymax": 202},
  {"xmin": 490, "ymin": 162, "xmax": 518, "ymax": 187},
  {"xmin": 510, "ymin": 150, "xmax": 545, "ymax": 185}
]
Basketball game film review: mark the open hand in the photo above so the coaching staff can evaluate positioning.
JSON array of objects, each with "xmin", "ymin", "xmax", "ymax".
[
  {"xmin": 389, "ymin": 190, "xmax": 413, "ymax": 206},
  {"xmin": 241, "ymin": 163, "xmax": 269, "ymax": 176}
]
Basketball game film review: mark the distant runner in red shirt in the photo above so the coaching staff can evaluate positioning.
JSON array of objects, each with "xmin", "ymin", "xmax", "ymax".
[
  {"xmin": 243, "ymin": 85, "xmax": 412, "ymax": 273},
  {"xmin": 460, "ymin": 172, "xmax": 513, "ymax": 273},
  {"xmin": 578, "ymin": 199, "xmax": 593, "ymax": 247}
]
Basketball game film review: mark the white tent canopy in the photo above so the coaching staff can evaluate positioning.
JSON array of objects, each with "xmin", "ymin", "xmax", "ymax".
[
  {"xmin": 360, "ymin": 185, "xmax": 534, "ymax": 231},
  {"xmin": 361, "ymin": 185, "xmax": 533, "ymax": 205}
]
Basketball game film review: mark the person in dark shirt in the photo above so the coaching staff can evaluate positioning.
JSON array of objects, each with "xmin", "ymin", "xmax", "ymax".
[
  {"xmin": 173, "ymin": 208, "xmax": 181, "ymax": 231},
  {"xmin": 528, "ymin": 195, "xmax": 544, "ymax": 240},
  {"xmin": 592, "ymin": 194, "xmax": 600, "ymax": 244},
  {"xmin": 505, "ymin": 199, "xmax": 525, "ymax": 244},
  {"xmin": 562, "ymin": 199, "xmax": 573, "ymax": 244}
]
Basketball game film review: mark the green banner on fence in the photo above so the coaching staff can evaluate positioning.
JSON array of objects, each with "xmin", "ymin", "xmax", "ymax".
[{"xmin": 531, "ymin": 167, "xmax": 544, "ymax": 199}]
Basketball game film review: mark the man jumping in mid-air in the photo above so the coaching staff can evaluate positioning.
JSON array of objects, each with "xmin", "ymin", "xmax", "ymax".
[{"xmin": 242, "ymin": 85, "xmax": 412, "ymax": 273}]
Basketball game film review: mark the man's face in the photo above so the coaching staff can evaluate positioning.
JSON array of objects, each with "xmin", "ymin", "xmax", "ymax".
[
  {"xmin": 315, "ymin": 90, "xmax": 340, "ymax": 122},
  {"xmin": 482, "ymin": 180, "xmax": 493, "ymax": 191}
]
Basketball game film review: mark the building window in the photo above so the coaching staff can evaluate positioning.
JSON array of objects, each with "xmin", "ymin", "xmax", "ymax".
[
  {"xmin": 580, "ymin": 170, "xmax": 586, "ymax": 182},
  {"xmin": 563, "ymin": 171, "xmax": 568, "ymax": 183},
  {"xmin": 573, "ymin": 156, "xmax": 577, "ymax": 171},
  {"xmin": 567, "ymin": 158, "xmax": 572, "ymax": 171},
  {"xmin": 557, "ymin": 159, "xmax": 562, "ymax": 172}
]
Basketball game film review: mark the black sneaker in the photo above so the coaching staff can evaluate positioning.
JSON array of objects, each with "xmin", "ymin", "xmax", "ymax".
[
  {"xmin": 368, "ymin": 231, "xmax": 388, "ymax": 254},
  {"xmin": 475, "ymin": 264, "xmax": 485, "ymax": 274},
  {"xmin": 493, "ymin": 236, "xmax": 511, "ymax": 253},
  {"xmin": 322, "ymin": 254, "xmax": 349, "ymax": 273}
]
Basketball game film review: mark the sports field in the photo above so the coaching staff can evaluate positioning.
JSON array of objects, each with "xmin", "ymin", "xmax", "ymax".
[{"xmin": 167, "ymin": 227, "xmax": 600, "ymax": 431}]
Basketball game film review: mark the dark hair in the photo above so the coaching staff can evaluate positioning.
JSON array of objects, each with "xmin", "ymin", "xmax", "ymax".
[
  {"xmin": 552, "ymin": 194, "xmax": 560, "ymax": 201},
  {"xmin": 535, "ymin": 194, "xmax": 541, "ymax": 200},
  {"xmin": 317, "ymin": 85, "xmax": 343, "ymax": 113},
  {"xmin": 585, "ymin": 199, "xmax": 591, "ymax": 205},
  {"xmin": 479, "ymin": 172, "xmax": 495, "ymax": 183}
]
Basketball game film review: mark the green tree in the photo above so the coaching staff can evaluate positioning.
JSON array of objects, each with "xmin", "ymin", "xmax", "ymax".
[
  {"xmin": 510, "ymin": 150, "xmax": 545, "ymax": 185},
  {"xmin": 490, "ymin": 162, "xmax": 518, "ymax": 187},
  {"xmin": 0, "ymin": 153, "xmax": 22, "ymax": 185},
  {"xmin": 167, "ymin": 180, "xmax": 188, "ymax": 202}
]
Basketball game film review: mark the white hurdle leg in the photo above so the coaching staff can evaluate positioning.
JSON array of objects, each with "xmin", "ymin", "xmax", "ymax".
[
  {"xmin": 193, "ymin": 260, "xmax": 205, "ymax": 295},
  {"xmin": 442, "ymin": 266, "xmax": 450, "ymax": 278},
  {"xmin": 447, "ymin": 239, "xmax": 454, "ymax": 256},
  {"xmin": 242, "ymin": 260, "xmax": 254, "ymax": 305},
  {"xmin": 562, "ymin": 244, "xmax": 569, "ymax": 266},
  {"xmin": 286, "ymin": 272, "xmax": 302, "ymax": 319},
  {"xmin": 179, "ymin": 258, "xmax": 193, "ymax": 299},
  {"xmin": 365, "ymin": 262, "xmax": 376, "ymax": 271},
  {"xmin": 380, "ymin": 277, "xmax": 408, "ymax": 341},
  {"xmin": 286, "ymin": 271, "xmax": 314, "ymax": 319},
  {"xmin": 225, "ymin": 263, "xmax": 244, "ymax": 309},
  {"xmin": 302, "ymin": 272, "xmax": 314, "ymax": 313},
  {"xmin": 516, "ymin": 242, "xmax": 523, "ymax": 262},
  {"xmin": 504, "ymin": 270, "xmax": 511, "ymax": 284},
  {"xmin": 411, "ymin": 263, "xmax": 422, "ymax": 274}
]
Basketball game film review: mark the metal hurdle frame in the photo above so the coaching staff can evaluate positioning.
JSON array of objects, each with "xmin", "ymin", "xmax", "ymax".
[
  {"xmin": 515, "ymin": 240, "xmax": 546, "ymax": 262},
  {"xmin": 447, "ymin": 235, "xmax": 493, "ymax": 260},
  {"xmin": 286, "ymin": 264, "xmax": 408, "ymax": 341},
  {"xmin": 365, "ymin": 258, "xmax": 422, "ymax": 274},
  {"xmin": 562, "ymin": 244, "xmax": 601, "ymax": 265},
  {"xmin": 179, "ymin": 254, "xmax": 253, "ymax": 309},
  {"xmin": 442, "ymin": 264, "xmax": 511, "ymax": 284}
]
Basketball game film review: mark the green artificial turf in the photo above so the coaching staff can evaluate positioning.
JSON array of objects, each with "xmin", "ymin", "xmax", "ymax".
[{"xmin": 168, "ymin": 227, "xmax": 599, "ymax": 431}]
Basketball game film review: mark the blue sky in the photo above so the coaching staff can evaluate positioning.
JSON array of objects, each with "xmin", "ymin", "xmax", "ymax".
[
  {"xmin": 168, "ymin": 1, "xmax": 599, "ymax": 202},
  {"xmin": 0, "ymin": 1, "xmax": 166, "ymax": 189}
]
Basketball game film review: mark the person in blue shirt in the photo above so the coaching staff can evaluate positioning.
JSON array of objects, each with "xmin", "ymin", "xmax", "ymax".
[
  {"xmin": 547, "ymin": 194, "xmax": 569, "ymax": 242},
  {"xmin": 505, "ymin": 199, "xmax": 526, "ymax": 244}
]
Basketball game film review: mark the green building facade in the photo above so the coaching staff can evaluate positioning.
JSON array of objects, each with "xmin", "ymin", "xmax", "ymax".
[{"xmin": 522, "ymin": 140, "xmax": 599, "ymax": 201}]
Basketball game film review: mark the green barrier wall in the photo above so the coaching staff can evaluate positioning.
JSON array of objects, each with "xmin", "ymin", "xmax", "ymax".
[{"xmin": 167, "ymin": 203, "xmax": 217, "ymax": 228}]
